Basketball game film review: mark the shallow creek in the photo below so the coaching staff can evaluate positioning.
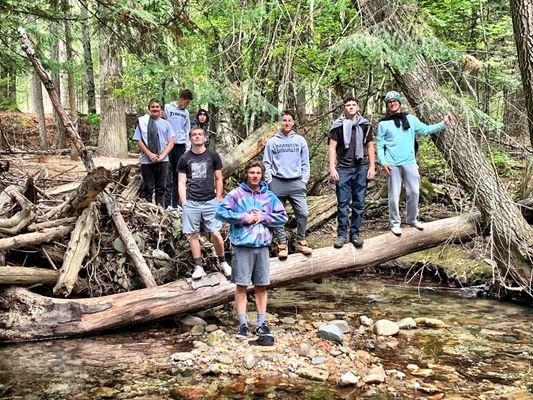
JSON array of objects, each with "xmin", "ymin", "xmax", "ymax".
[{"xmin": 0, "ymin": 277, "xmax": 531, "ymax": 399}]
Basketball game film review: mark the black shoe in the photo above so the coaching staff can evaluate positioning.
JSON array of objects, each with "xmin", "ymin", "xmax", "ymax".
[
  {"xmin": 255, "ymin": 324, "xmax": 273, "ymax": 337},
  {"xmin": 333, "ymin": 237, "xmax": 347, "ymax": 248},
  {"xmin": 251, "ymin": 334, "xmax": 275, "ymax": 346},
  {"xmin": 351, "ymin": 234, "xmax": 364, "ymax": 248},
  {"xmin": 235, "ymin": 323, "xmax": 249, "ymax": 339}
]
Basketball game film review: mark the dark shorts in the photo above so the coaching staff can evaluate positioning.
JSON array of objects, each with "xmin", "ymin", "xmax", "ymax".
[{"xmin": 231, "ymin": 246, "xmax": 270, "ymax": 286}]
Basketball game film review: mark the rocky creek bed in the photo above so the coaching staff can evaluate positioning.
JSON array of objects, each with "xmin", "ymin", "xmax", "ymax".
[{"xmin": 0, "ymin": 277, "xmax": 531, "ymax": 399}]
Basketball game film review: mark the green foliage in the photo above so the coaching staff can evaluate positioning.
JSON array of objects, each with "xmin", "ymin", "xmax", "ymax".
[{"xmin": 488, "ymin": 149, "xmax": 516, "ymax": 176}]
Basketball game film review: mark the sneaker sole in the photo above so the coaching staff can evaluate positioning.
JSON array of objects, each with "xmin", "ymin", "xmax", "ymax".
[{"xmin": 235, "ymin": 334, "xmax": 248, "ymax": 339}]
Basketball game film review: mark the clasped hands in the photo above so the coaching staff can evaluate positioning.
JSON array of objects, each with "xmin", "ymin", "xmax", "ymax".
[{"xmin": 243, "ymin": 209, "xmax": 262, "ymax": 225}]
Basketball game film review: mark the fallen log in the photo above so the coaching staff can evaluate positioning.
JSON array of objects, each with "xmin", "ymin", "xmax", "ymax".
[
  {"xmin": 53, "ymin": 206, "xmax": 96, "ymax": 297},
  {"xmin": 0, "ymin": 266, "xmax": 58, "ymax": 285},
  {"xmin": 306, "ymin": 194, "xmax": 337, "ymax": 231},
  {"xmin": 0, "ymin": 213, "xmax": 481, "ymax": 342},
  {"xmin": 28, "ymin": 217, "xmax": 77, "ymax": 231},
  {"xmin": 0, "ymin": 190, "xmax": 34, "ymax": 235},
  {"xmin": 221, "ymin": 123, "xmax": 277, "ymax": 178},
  {"xmin": 0, "ymin": 225, "xmax": 74, "ymax": 253}
]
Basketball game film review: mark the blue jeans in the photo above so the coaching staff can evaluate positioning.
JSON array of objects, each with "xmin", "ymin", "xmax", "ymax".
[{"xmin": 335, "ymin": 164, "xmax": 369, "ymax": 239}]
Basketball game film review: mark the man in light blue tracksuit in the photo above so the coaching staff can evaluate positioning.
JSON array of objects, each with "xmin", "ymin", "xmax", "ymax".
[
  {"xmin": 376, "ymin": 91, "xmax": 452, "ymax": 235},
  {"xmin": 164, "ymin": 89, "xmax": 193, "ymax": 209},
  {"xmin": 263, "ymin": 110, "xmax": 311, "ymax": 260}
]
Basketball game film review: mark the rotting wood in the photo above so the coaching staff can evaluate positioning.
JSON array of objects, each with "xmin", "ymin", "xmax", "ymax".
[
  {"xmin": 0, "ymin": 190, "xmax": 34, "ymax": 235},
  {"xmin": 53, "ymin": 206, "xmax": 96, "ymax": 297},
  {"xmin": 28, "ymin": 217, "xmax": 77, "ymax": 231},
  {"xmin": 0, "ymin": 214, "xmax": 482, "ymax": 342},
  {"xmin": 0, "ymin": 266, "xmax": 58, "ymax": 285},
  {"xmin": 0, "ymin": 225, "xmax": 74, "ymax": 253}
]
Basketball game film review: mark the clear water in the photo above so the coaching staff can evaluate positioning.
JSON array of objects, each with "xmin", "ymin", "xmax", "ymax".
[{"xmin": 0, "ymin": 277, "xmax": 531, "ymax": 399}]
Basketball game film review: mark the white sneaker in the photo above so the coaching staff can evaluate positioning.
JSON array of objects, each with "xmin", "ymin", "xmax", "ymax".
[
  {"xmin": 219, "ymin": 261, "xmax": 232, "ymax": 278},
  {"xmin": 191, "ymin": 265, "xmax": 206, "ymax": 280},
  {"xmin": 391, "ymin": 226, "xmax": 402, "ymax": 236},
  {"xmin": 410, "ymin": 220, "xmax": 424, "ymax": 230}
]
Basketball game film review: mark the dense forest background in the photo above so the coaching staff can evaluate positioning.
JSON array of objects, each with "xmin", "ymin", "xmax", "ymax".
[{"xmin": 1, "ymin": 0, "xmax": 532, "ymax": 153}]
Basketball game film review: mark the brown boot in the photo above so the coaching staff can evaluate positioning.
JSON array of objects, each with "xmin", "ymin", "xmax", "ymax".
[
  {"xmin": 295, "ymin": 239, "xmax": 313, "ymax": 255},
  {"xmin": 277, "ymin": 243, "xmax": 288, "ymax": 260}
]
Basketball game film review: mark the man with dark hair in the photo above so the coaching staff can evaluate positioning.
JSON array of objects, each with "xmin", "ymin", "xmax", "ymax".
[
  {"xmin": 132, "ymin": 99, "xmax": 174, "ymax": 206},
  {"xmin": 216, "ymin": 160, "xmax": 288, "ymax": 344},
  {"xmin": 377, "ymin": 90, "xmax": 451, "ymax": 235},
  {"xmin": 164, "ymin": 89, "xmax": 194, "ymax": 209},
  {"xmin": 329, "ymin": 96, "xmax": 376, "ymax": 248},
  {"xmin": 177, "ymin": 126, "xmax": 231, "ymax": 280},
  {"xmin": 263, "ymin": 110, "xmax": 311, "ymax": 260},
  {"xmin": 192, "ymin": 108, "xmax": 216, "ymax": 148}
]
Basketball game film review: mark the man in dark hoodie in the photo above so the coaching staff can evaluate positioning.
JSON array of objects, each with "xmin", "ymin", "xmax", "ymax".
[
  {"xmin": 192, "ymin": 108, "xmax": 216, "ymax": 148},
  {"xmin": 328, "ymin": 96, "xmax": 376, "ymax": 249}
]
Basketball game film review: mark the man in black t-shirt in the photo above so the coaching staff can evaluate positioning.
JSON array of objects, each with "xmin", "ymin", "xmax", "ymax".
[
  {"xmin": 328, "ymin": 96, "xmax": 376, "ymax": 249},
  {"xmin": 177, "ymin": 127, "xmax": 231, "ymax": 280}
]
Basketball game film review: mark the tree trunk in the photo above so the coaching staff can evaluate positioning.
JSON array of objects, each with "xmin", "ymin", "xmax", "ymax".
[
  {"xmin": 79, "ymin": 0, "xmax": 96, "ymax": 115},
  {"xmin": 51, "ymin": 27, "xmax": 67, "ymax": 150},
  {"xmin": 0, "ymin": 267, "xmax": 58, "ymax": 285},
  {"xmin": 31, "ymin": 71, "xmax": 47, "ymax": 149},
  {"xmin": 509, "ymin": 0, "xmax": 533, "ymax": 146},
  {"xmin": 97, "ymin": 20, "xmax": 128, "ymax": 158},
  {"xmin": 63, "ymin": 0, "xmax": 79, "ymax": 161},
  {"xmin": 221, "ymin": 123, "xmax": 277, "ymax": 178},
  {"xmin": 362, "ymin": 0, "xmax": 533, "ymax": 293},
  {"xmin": 0, "ymin": 214, "xmax": 481, "ymax": 342}
]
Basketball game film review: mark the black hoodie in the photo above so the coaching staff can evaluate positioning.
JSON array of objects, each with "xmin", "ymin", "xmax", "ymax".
[{"xmin": 192, "ymin": 108, "xmax": 214, "ymax": 147}]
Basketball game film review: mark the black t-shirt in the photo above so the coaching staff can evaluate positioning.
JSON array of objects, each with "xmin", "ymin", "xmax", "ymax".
[
  {"xmin": 177, "ymin": 148, "xmax": 222, "ymax": 201},
  {"xmin": 328, "ymin": 125, "xmax": 374, "ymax": 168}
]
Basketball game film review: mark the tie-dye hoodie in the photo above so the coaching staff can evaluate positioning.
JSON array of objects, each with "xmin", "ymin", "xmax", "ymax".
[{"xmin": 216, "ymin": 181, "xmax": 288, "ymax": 248}]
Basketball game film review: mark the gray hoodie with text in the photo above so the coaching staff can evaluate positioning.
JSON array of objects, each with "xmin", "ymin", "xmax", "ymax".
[{"xmin": 263, "ymin": 131, "xmax": 310, "ymax": 184}]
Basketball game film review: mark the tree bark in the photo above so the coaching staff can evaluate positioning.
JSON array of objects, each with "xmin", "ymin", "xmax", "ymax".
[
  {"xmin": 51, "ymin": 26, "xmax": 67, "ymax": 150},
  {"xmin": 0, "ymin": 225, "xmax": 74, "ymax": 253},
  {"xmin": 361, "ymin": 0, "xmax": 533, "ymax": 294},
  {"xmin": 509, "ymin": 0, "xmax": 533, "ymax": 146},
  {"xmin": 53, "ymin": 206, "xmax": 96, "ymax": 297},
  {"xmin": 63, "ymin": 0, "xmax": 79, "ymax": 161},
  {"xmin": 79, "ymin": 0, "xmax": 96, "ymax": 115},
  {"xmin": 31, "ymin": 71, "xmax": 47, "ymax": 149},
  {"xmin": 97, "ymin": 19, "xmax": 128, "ymax": 158},
  {"xmin": 0, "ymin": 266, "xmax": 58, "ymax": 285},
  {"xmin": 0, "ymin": 214, "xmax": 481, "ymax": 342},
  {"xmin": 221, "ymin": 123, "xmax": 277, "ymax": 178}
]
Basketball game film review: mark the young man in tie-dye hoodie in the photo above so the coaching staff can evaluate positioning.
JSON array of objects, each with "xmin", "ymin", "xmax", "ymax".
[{"xmin": 216, "ymin": 160, "xmax": 288, "ymax": 344}]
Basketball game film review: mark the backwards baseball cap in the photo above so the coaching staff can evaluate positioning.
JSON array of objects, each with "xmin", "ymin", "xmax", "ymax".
[{"xmin": 384, "ymin": 91, "xmax": 401, "ymax": 105}]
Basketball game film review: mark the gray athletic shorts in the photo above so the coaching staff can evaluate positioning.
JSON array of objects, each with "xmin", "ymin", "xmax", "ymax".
[
  {"xmin": 182, "ymin": 198, "xmax": 222, "ymax": 234},
  {"xmin": 231, "ymin": 246, "xmax": 270, "ymax": 286}
]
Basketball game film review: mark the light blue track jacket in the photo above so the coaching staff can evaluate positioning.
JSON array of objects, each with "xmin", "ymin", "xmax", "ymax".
[{"xmin": 376, "ymin": 114, "xmax": 445, "ymax": 166}]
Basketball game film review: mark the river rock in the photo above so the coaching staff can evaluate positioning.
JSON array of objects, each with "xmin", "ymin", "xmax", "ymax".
[
  {"xmin": 339, "ymin": 371, "xmax": 360, "ymax": 386},
  {"xmin": 296, "ymin": 367, "xmax": 329, "ymax": 382},
  {"xmin": 169, "ymin": 386, "xmax": 208, "ymax": 400},
  {"xmin": 373, "ymin": 320, "xmax": 399, "ymax": 336},
  {"xmin": 202, "ymin": 364, "xmax": 221, "ymax": 376},
  {"xmin": 89, "ymin": 386, "xmax": 118, "ymax": 398},
  {"xmin": 206, "ymin": 329, "xmax": 228, "ymax": 346},
  {"xmin": 215, "ymin": 354, "xmax": 233, "ymax": 364},
  {"xmin": 311, "ymin": 357, "xmax": 325, "ymax": 365},
  {"xmin": 243, "ymin": 353, "xmax": 256, "ymax": 370},
  {"xmin": 362, "ymin": 365, "xmax": 386, "ymax": 384},
  {"xmin": 205, "ymin": 324, "xmax": 218, "ymax": 333},
  {"xmin": 192, "ymin": 341, "xmax": 208, "ymax": 350},
  {"xmin": 180, "ymin": 315, "xmax": 207, "ymax": 327},
  {"xmin": 386, "ymin": 369, "xmax": 406, "ymax": 380},
  {"xmin": 152, "ymin": 249, "xmax": 172, "ymax": 268},
  {"xmin": 113, "ymin": 238, "xmax": 126, "ymax": 253},
  {"xmin": 190, "ymin": 325, "xmax": 205, "ymax": 336},
  {"xmin": 170, "ymin": 352, "xmax": 195, "ymax": 363},
  {"xmin": 298, "ymin": 343, "xmax": 312, "ymax": 357},
  {"xmin": 398, "ymin": 317, "xmax": 417, "ymax": 329},
  {"xmin": 281, "ymin": 316, "xmax": 297, "ymax": 324},
  {"xmin": 414, "ymin": 317, "xmax": 447, "ymax": 328},
  {"xmin": 411, "ymin": 368, "xmax": 435, "ymax": 377},
  {"xmin": 330, "ymin": 349, "xmax": 343, "ymax": 357},
  {"xmin": 331, "ymin": 320, "xmax": 352, "ymax": 333},
  {"xmin": 359, "ymin": 315, "xmax": 374, "ymax": 326},
  {"xmin": 318, "ymin": 324, "xmax": 343, "ymax": 343}
]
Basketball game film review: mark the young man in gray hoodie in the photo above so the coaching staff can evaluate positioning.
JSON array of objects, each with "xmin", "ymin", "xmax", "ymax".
[
  {"xmin": 263, "ymin": 110, "xmax": 312, "ymax": 259},
  {"xmin": 164, "ymin": 89, "xmax": 193, "ymax": 209}
]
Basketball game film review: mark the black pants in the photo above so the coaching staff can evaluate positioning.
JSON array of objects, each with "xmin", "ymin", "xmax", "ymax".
[
  {"xmin": 165, "ymin": 143, "xmax": 187, "ymax": 207},
  {"xmin": 141, "ymin": 162, "xmax": 169, "ymax": 206}
]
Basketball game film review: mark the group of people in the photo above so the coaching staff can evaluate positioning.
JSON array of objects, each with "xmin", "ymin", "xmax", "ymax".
[{"xmin": 133, "ymin": 89, "xmax": 451, "ymax": 345}]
